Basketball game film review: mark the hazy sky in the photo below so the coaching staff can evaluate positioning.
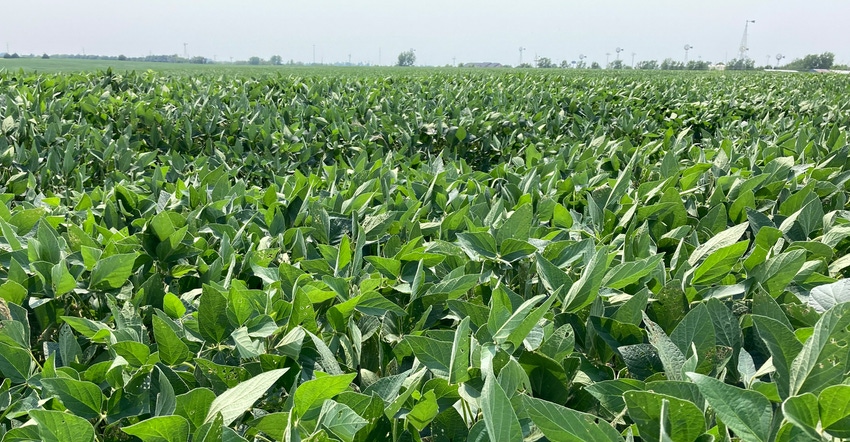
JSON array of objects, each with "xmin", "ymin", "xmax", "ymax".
[{"xmin": 3, "ymin": 0, "xmax": 849, "ymax": 66}]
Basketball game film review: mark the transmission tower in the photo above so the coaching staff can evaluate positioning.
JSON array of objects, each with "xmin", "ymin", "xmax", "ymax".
[
  {"xmin": 519, "ymin": 47, "xmax": 526, "ymax": 65},
  {"xmin": 738, "ymin": 20, "xmax": 755, "ymax": 61}
]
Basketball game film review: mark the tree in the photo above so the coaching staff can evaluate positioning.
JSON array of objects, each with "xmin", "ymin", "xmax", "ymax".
[
  {"xmin": 517, "ymin": 63, "xmax": 532, "ymax": 68},
  {"xmin": 608, "ymin": 59, "xmax": 624, "ymax": 69},
  {"xmin": 686, "ymin": 60, "xmax": 710, "ymax": 70},
  {"xmin": 660, "ymin": 58, "xmax": 685, "ymax": 70},
  {"xmin": 270, "ymin": 55, "xmax": 282, "ymax": 65},
  {"xmin": 118, "ymin": 54, "xmax": 127, "ymax": 61},
  {"xmin": 191, "ymin": 56, "xmax": 207, "ymax": 64},
  {"xmin": 726, "ymin": 58, "xmax": 756, "ymax": 70},
  {"xmin": 248, "ymin": 56, "xmax": 262, "ymax": 65},
  {"xmin": 559, "ymin": 60, "xmax": 571, "ymax": 69},
  {"xmin": 636, "ymin": 60, "xmax": 658, "ymax": 70},
  {"xmin": 41, "ymin": 53, "xmax": 49, "ymax": 59},
  {"xmin": 784, "ymin": 52, "xmax": 835, "ymax": 70},
  {"xmin": 590, "ymin": 62, "xmax": 601, "ymax": 69},
  {"xmin": 397, "ymin": 49, "xmax": 416, "ymax": 67},
  {"xmin": 536, "ymin": 57, "xmax": 554, "ymax": 68}
]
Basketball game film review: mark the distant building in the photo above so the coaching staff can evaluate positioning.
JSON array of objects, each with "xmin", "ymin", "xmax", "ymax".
[{"xmin": 709, "ymin": 63, "xmax": 726, "ymax": 71}]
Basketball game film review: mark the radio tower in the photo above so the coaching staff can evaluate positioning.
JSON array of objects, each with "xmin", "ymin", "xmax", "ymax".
[{"xmin": 738, "ymin": 20, "xmax": 755, "ymax": 61}]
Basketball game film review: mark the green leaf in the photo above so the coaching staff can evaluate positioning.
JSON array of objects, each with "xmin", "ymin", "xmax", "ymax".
[
  {"xmin": 705, "ymin": 298, "xmax": 742, "ymax": 355},
  {"xmin": 539, "ymin": 324, "xmax": 575, "ymax": 362},
  {"xmin": 553, "ymin": 204, "xmax": 573, "ymax": 228},
  {"xmin": 781, "ymin": 393, "xmax": 821, "ymax": 440},
  {"xmin": 602, "ymin": 254, "xmax": 664, "ymax": 289},
  {"xmin": 0, "ymin": 341, "xmax": 33, "ymax": 383},
  {"xmin": 521, "ymin": 395, "xmax": 624, "ymax": 441},
  {"xmin": 688, "ymin": 222, "xmax": 749, "ymax": 266},
  {"xmin": 563, "ymin": 246, "xmax": 608, "ymax": 312},
  {"xmin": 752, "ymin": 315, "xmax": 802, "ymax": 399},
  {"xmin": 150, "ymin": 211, "xmax": 177, "ymax": 242},
  {"xmin": 535, "ymin": 252, "xmax": 571, "ymax": 294},
  {"xmin": 404, "ymin": 335, "xmax": 452, "ymax": 377},
  {"xmin": 643, "ymin": 314, "xmax": 685, "ymax": 381},
  {"xmin": 494, "ymin": 294, "xmax": 556, "ymax": 351},
  {"xmin": 480, "ymin": 374, "xmax": 522, "ymax": 442},
  {"xmin": 51, "ymin": 259, "xmax": 76, "ymax": 296},
  {"xmin": 499, "ymin": 238, "xmax": 537, "ymax": 262},
  {"xmin": 449, "ymin": 317, "xmax": 471, "ymax": 384},
  {"xmin": 496, "ymin": 203, "xmax": 533, "ymax": 245},
  {"xmin": 29, "ymin": 409, "xmax": 96, "ymax": 442},
  {"xmin": 293, "ymin": 373, "xmax": 357, "ymax": 416},
  {"xmin": 204, "ymin": 368, "xmax": 289, "ymax": 426},
  {"xmin": 751, "ymin": 250, "xmax": 806, "ymax": 297},
  {"xmin": 317, "ymin": 399, "xmax": 368, "ymax": 442},
  {"xmin": 355, "ymin": 291, "xmax": 406, "ymax": 316},
  {"xmin": 40, "ymin": 378, "xmax": 105, "ymax": 419},
  {"xmin": 457, "ymin": 231, "xmax": 498, "ymax": 261},
  {"xmin": 789, "ymin": 302, "xmax": 850, "ymax": 395},
  {"xmin": 407, "ymin": 390, "xmax": 439, "ymax": 431},
  {"xmin": 123, "ymin": 416, "xmax": 191, "ymax": 442},
  {"xmin": 153, "ymin": 315, "xmax": 191, "ymax": 366},
  {"xmin": 364, "ymin": 256, "xmax": 401, "ymax": 279},
  {"xmin": 585, "ymin": 379, "xmax": 645, "ymax": 415},
  {"xmin": 175, "ymin": 388, "xmax": 216, "ymax": 431},
  {"xmin": 819, "ymin": 385, "xmax": 850, "ymax": 437},
  {"xmin": 112, "ymin": 341, "xmax": 151, "ymax": 367},
  {"xmin": 155, "ymin": 368, "xmax": 177, "ymax": 417},
  {"xmin": 163, "ymin": 293, "xmax": 186, "ymax": 319},
  {"xmin": 624, "ymin": 390, "xmax": 705, "ymax": 442},
  {"xmin": 590, "ymin": 316, "xmax": 644, "ymax": 351},
  {"xmin": 89, "ymin": 253, "xmax": 138, "ymax": 290},
  {"xmin": 687, "ymin": 372, "xmax": 772, "ymax": 442},
  {"xmin": 670, "ymin": 303, "xmax": 715, "ymax": 360},
  {"xmin": 198, "ymin": 284, "xmax": 232, "ymax": 344},
  {"xmin": 691, "ymin": 240, "xmax": 748, "ymax": 285}
]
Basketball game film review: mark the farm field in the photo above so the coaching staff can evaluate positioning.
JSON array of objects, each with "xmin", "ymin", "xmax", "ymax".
[{"xmin": 1, "ymin": 68, "xmax": 850, "ymax": 441}]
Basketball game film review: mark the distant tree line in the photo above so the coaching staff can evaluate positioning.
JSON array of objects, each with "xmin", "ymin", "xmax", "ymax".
[
  {"xmin": 520, "ymin": 51, "xmax": 848, "ymax": 71},
  {"xmin": 781, "ymin": 52, "xmax": 838, "ymax": 70}
]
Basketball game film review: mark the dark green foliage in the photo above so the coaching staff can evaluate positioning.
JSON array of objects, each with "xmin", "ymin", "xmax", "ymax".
[{"xmin": 0, "ymin": 69, "xmax": 849, "ymax": 441}]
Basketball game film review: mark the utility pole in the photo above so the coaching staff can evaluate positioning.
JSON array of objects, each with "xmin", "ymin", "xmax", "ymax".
[
  {"xmin": 378, "ymin": 47, "xmax": 381, "ymax": 66},
  {"xmin": 519, "ymin": 47, "xmax": 525, "ymax": 66},
  {"xmin": 312, "ymin": 45, "xmax": 316, "ymax": 65},
  {"xmin": 183, "ymin": 43, "xmax": 188, "ymax": 58},
  {"xmin": 348, "ymin": 54, "xmax": 352, "ymax": 65},
  {"xmin": 452, "ymin": 56, "xmax": 456, "ymax": 66},
  {"xmin": 606, "ymin": 53, "xmax": 611, "ymax": 67},
  {"xmin": 631, "ymin": 52, "xmax": 636, "ymax": 68}
]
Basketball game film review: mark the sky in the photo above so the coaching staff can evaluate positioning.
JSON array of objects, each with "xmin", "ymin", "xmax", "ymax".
[{"xmin": 3, "ymin": 0, "xmax": 849, "ymax": 67}]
